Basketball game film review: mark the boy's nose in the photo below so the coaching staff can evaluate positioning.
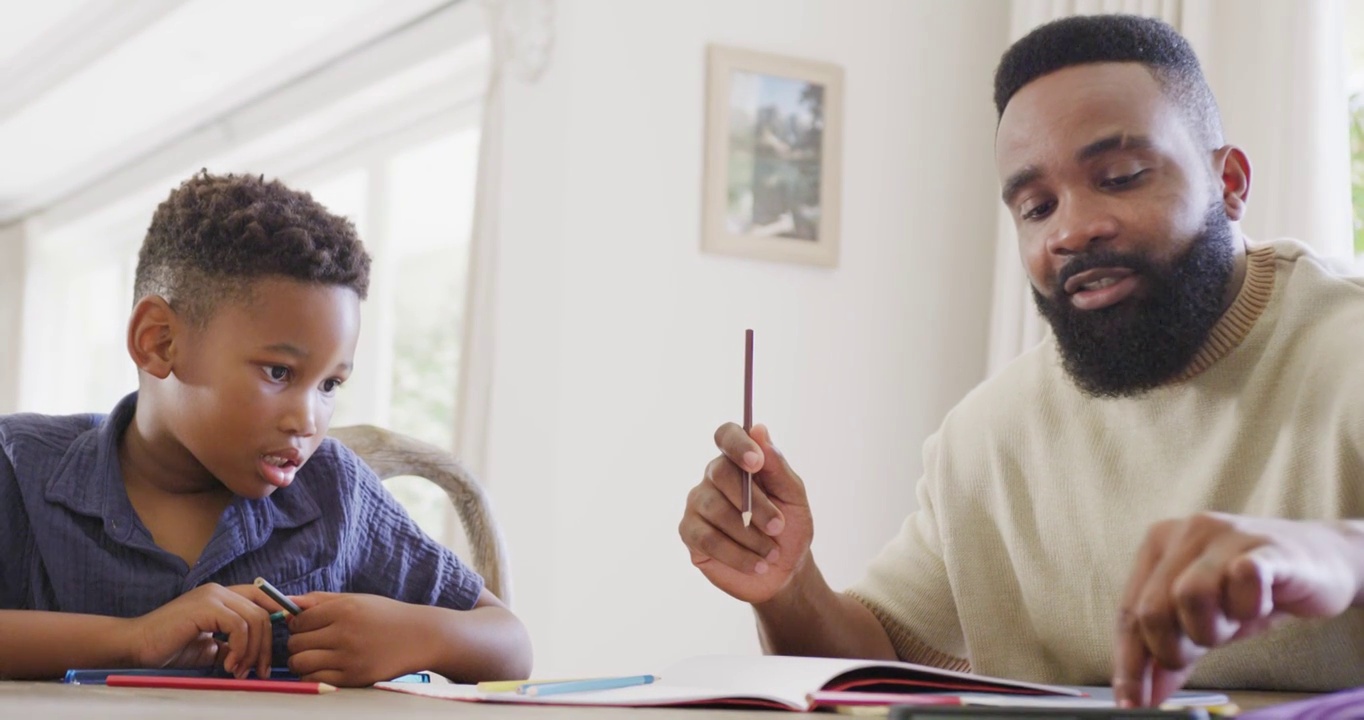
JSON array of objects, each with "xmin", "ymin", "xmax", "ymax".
[{"xmin": 282, "ymin": 394, "xmax": 318, "ymax": 437}]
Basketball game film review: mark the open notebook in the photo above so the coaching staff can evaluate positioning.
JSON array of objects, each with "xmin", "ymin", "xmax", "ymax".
[{"xmin": 376, "ymin": 655, "xmax": 1086, "ymax": 711}]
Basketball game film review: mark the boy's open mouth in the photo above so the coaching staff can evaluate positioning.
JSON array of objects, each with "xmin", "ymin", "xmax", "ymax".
[{"xmin": 258, "ymin": 451, "xmax": 303, "ymax": 488}]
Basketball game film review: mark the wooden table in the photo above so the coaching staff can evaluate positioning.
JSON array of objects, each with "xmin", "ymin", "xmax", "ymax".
[{"xmin": 0, "ymin": 681, "xmax": 1317, "ymax": 718}]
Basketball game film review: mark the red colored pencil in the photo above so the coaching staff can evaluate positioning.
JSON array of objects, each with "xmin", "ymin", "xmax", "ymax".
[{"xmin": 105, "ymin": 675, "xmax": 337, "ymax": 694}]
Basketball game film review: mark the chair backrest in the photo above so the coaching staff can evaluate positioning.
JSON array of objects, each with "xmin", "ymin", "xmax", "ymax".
[{"xmin": 328, "ymin": 425, "xmax": 511, "ymax": 604}]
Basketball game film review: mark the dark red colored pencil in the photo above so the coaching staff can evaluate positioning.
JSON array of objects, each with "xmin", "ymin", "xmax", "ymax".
[{"xmin": 743, "ymin": 329, "xmax": 754, "ymax": 527}]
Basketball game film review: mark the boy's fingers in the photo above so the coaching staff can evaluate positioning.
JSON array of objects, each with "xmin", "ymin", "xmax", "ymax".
[
  {"xmin": 222, "ymin": 593, "xmax": 270, "ymax": 678},
  {"xmin": 287, "ymin": 600, "xmax": 339, "ymax": 634},
  {"xmin": 288, "ymin": 648, "xmax": 341, "ymax": 678},
  {"xmin": 213, "ymin": 638, "xmax": 230, "ymax": 671},
  {"xmin": 290, "ymin": 591, "xmax": 341, "ymax": 611},
  {"xmin": 256, "ymin": 609, "xmax": 273, "ymax": 679},
  {"xmin": 217, "ymin": 611, "xmax": 250, "ymax": 676},
  {"xmin": 301, "ymin": 669, "xmax": 347, "ymax": 687}
]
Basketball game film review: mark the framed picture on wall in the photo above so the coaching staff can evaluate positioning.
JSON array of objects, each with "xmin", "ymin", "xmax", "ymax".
[{"xmin": 702, "ymin": 44, "xmax": 844, "ymax": 268}]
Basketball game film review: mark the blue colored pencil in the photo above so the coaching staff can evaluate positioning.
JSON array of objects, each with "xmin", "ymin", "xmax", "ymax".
[
  {"xmin": 65, "ymin": 666, "xmax": 429, "ymax": 685},
  {"xmin": 520, "ymin": 674, "xmax": 658, "ymax": 697}
]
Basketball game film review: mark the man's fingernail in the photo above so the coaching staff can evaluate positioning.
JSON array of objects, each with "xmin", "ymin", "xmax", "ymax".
[
  {"xmin": 743, "ymin": 451, "xmax": 761, "ymax": 470},
  {"xmin": 766, "ymin": 547, "xmax": 780, "ymax": 563},
  {"xmin": 754, "ymin": 560, "xmax": 769, "ymax": 575},
  {"xmin": 766, "ymin": 517, "xmax": 784, "ymax": 535}
]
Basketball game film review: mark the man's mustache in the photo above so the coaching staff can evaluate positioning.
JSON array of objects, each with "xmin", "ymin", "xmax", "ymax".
[{"xmin": 1056, "ymin": 251, "xmax": 1154, "ymax": 296}]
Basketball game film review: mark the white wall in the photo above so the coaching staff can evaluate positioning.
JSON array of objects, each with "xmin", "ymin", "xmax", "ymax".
[
  {"xmin": 0, "ymin": 221, "xmax": 27, "ymax": 414},
  {"xmin": 486, "ymin": 0, "xmax": 1010, "ymax": 676}
]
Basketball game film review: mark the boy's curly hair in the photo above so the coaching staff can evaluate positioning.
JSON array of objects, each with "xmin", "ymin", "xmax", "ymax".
[{"xmin": 134, "ymin": 171, "xmax": 371, "ymax": 324}]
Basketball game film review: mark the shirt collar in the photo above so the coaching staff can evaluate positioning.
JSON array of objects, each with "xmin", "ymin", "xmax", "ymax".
[{"xmin": 44, "ymin": 392, "xmax": 321, "ymax": 548}]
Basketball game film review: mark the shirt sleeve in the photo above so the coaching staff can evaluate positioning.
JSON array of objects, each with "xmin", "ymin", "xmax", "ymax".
[
  {"xmin": 0, "ymin": 432, "xmax": 34, "ymax": 609},
  {"xmin": 339, "ymin": 455, "xmax": 485, "ymax": 610},
  {"xmin": 845, "ymin": 431, "xmax": 969, "ymax": 669}
]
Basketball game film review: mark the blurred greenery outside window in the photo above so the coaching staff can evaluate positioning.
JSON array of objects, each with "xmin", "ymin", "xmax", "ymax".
[
  {"xmin": 307, "ymin": 129, "xmax": 480, "ymax": 554},
  {"xmin": 1349, "ymin": 0, "xmax": 1364, "ymax": 256}
]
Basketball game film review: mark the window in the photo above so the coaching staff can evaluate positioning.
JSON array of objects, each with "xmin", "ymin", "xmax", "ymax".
[
  {"xmin": 1347, "ymin": 0, "xmax": 1364, "ymax": 258},
  {"xmin": 296, "ymin": 129, "xmax": 482, "ymax": 551}
]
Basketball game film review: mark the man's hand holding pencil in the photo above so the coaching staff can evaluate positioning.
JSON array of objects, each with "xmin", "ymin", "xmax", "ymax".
[
  {"xmin": 680, "ymin": 331, "xmax": 815, "ymax": 603},
  {"xmin": 680, "ymin": 421, "xmax": 815, "ymax": 605}
]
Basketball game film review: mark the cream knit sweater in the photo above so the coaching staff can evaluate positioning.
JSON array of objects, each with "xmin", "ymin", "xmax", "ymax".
[{"xmin": 848, "ymin": 239, "xmax": 1364, "ymax": 690}]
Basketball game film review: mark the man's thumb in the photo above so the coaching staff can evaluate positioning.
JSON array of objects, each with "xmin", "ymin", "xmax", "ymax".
[{"xmin": 748, "ymin": 424, "xmax": 803, "ymax": 501}]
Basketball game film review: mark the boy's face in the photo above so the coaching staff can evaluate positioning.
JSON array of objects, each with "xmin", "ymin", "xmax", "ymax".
[{"xmin": 165, "ymin": 277, "xmax": 360, "ymax": 499}]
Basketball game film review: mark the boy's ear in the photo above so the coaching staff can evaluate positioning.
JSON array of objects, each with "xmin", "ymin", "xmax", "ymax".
[{"xmin": 127, "ymin": 296, "xmax": 180, "ymax": 379}]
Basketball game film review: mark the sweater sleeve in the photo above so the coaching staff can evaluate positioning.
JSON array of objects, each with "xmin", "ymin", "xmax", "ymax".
[{"xmin": 845, "ymin": 431, "xmax": 969, "ymax": 670}]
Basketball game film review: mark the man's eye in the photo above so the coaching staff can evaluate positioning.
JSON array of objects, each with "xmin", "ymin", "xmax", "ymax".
[
  {"xmin": 265, "ymin": 366, "xmax": 290, "ymax": 382},
  {"xmin": 322, "ymin": 378, "xmax": 344, "ymax": 394},
  {"xmin": 1021, "ymin": 200, "xmax": 1054, "ymax": 221},
  {"xmin": 1101, "ymin": 170, "xmax": 1146, "ymax": 188}
]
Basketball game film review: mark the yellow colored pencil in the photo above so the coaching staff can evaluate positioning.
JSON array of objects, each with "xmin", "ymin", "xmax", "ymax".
[{"xmin": 476, "ymin": 678, "xmax": 591, "ymax": 693}]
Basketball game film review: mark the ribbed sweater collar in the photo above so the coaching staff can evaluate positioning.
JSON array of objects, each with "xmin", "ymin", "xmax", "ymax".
[{"xmin": 1172, "ymin": 242, "xmax": 1277, "ymax": 382}]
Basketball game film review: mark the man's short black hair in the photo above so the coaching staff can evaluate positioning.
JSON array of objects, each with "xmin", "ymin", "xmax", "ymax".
[
  {"xmin": 134, "ymin": 171, "xmax": 371, "ymax": 325},
  {"xmin": 993, "ymin": 14, "xmax": 1223, "ymax": 149}
]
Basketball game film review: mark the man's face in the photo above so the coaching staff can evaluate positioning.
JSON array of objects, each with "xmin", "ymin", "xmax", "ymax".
[
  {"xmin": 995, "ymin": 62, "xmax": 1238, "ymax": 396},
  {"xmin": 165, "ymin": 278, "xmax": 360, "ymax": 499}
]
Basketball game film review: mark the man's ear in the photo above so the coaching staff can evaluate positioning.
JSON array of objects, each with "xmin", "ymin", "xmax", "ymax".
[
  {"xmin": 1211, "ymin": 145, "xmax": 1251, "ymax": 221},
  {"xmin": 127, "ymin": 296, "xmax": 180, "ymax": 379}
]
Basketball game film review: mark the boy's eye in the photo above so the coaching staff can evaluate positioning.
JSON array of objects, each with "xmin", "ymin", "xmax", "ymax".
[
  {"xmin": 322, "ymin": 378, "xmax": 344, "ymax": 394},
  {"xmin": 265, "ymin": 366, "xmax": 290, "ymax": 382}
]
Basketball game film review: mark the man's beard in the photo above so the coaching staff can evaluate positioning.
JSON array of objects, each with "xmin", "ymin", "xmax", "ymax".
[{"xmin": 1031, "ymin": 203, "xmax": 1237, "ymax": 398}]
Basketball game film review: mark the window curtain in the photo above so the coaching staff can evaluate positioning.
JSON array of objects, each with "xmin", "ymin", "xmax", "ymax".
[
  {"xmin": 0, "ymin": 220, "xmax": 29, "ymax": 414},
  {"xmin": 454, "ymin": 0, "xmax": 555, "ymax": 477},
  {"xmin": 986, "ymin": 0, "xmax": 1350, "ymax": 375}
]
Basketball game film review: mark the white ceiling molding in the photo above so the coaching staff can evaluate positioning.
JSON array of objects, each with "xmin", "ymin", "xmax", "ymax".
[
  {"xmin": 19, "ymin": 0, "xmax": 486, "ymax": 229},
  {"xmin": 229, "ymin": 68, "xmax": 487, "ymax": 186},
  {"xmin": 0, "ymin": 0, "xmax": 188, "ymax": 123}
]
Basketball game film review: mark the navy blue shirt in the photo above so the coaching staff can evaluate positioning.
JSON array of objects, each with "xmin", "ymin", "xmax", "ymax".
[{"xmin": 0, "ymin": 393, "xmax": 483, "ymax": 632}]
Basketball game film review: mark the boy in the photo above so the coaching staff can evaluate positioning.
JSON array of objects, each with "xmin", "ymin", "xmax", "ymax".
[{"xmin": 0, "ymin": 172, "xmax": 532, "ymax": 686}]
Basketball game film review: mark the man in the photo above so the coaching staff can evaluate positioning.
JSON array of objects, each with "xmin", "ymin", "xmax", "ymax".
[{"xmin": 677, "ymin": 14, "xmax": 1364, "ymax": 708}]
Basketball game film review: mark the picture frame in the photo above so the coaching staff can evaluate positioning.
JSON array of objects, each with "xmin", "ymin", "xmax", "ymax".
[{"xmin": 702, "ymin": 44, "xmax": 844, "ymax": 268}]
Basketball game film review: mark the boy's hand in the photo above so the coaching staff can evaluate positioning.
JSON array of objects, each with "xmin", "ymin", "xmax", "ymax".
[
  {"xmin": 678, "ymin": 423, "xmax": 815, "ymax": 604},
  {"xmin": 286, "ymin": 592, "xmax": 429, "ymax": 687},
  {"xmin": 128, "ymin": 583, "xmax": 278, "ymax": 679}
]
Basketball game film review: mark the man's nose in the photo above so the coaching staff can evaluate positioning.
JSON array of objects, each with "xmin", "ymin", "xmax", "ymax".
[{"xmin": 1046, "ymin": 197, "xmax": 1118, "ymax": 257}]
